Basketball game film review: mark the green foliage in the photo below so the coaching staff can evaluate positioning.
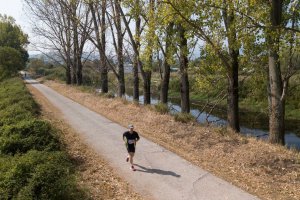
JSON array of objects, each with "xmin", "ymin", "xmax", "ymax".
[
  {"xmin": 27, "ymin": 58, "xmax": 53, "ymax": 76},
  {"xmin": 0, "ymin": 47, "xmax": 23, "ymax": 80},
  {"xmin": 174, "ymin": 113, "xmax": 195, "ymax": 123},
  {"xmin": 0, "ymin": 151, "xmax": 83, "ymax": 200},
  {"xmin": 82, "ymin": 67, "xmax": 101, "ymax": 86},
  {"xmin": 27, "ymin": 60, "xmax": 66, "ymax": 82},
  {"xmin": 44, "ymin": 67, "xmax": 66, "ymax": 82},
  {"xmin": 169, "ymin": 76, "xmax": 180, "ymax": 92},
  {"xmin": 0, "ymin": 14, "xmax": 29, "ymax": 73},
  {"xmin": 0, "ymin": 77, "xmax": 86, "ymax": 200},
  {"xmin": 0, "ymin": 78, "xmax": 39, "ymax": 126},
  {"xmin": 0, "ymin": 120, "xmax": 60, "ymax": 155},
  {"xmin": 154, "ymin": 103, "xmax": 169, "ymax": 114},
  {"xmin": 239, "ymin": 72, "xmax": 268, "ymax": 101}
]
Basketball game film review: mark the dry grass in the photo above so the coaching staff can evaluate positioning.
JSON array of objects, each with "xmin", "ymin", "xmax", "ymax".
[
  {"xmin": 44, "ymin": 80, "xmax": 300, "ymax": 200},
  {"xmin": 27, "ymin": 84, "xmax": 143, "ymax": 200}
]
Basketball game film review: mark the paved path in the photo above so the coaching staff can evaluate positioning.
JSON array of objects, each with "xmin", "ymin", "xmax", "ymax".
[{"xmin": 26, "ymin": 78, "xmax": 259, "ymax": 200}]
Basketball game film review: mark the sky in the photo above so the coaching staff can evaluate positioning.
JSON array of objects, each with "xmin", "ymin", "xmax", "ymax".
[
  {"xmin": 0, "ymin": 0, "xmax": 29, "ymax": 30},
  {"xmin": 0, "ymin": 0, "xmax": 35, "ymax": 52}
]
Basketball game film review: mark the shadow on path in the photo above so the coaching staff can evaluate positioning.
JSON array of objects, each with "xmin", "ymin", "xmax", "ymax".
[{"xmin": 134, "ymin": 164, "xmax": 181, "ymax": 178}]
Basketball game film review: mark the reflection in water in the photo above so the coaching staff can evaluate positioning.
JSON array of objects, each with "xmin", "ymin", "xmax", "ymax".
[{"xmin": 123, "ymin": 94, "xmax": 300, "ymax": 150}]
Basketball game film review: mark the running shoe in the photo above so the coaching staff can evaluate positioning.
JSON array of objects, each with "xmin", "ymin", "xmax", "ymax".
[{"xmin": 131, "ymin": 165, "xmax": 136, "ymax": 171}]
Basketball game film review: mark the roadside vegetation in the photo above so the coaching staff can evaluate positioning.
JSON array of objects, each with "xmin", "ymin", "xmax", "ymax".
[{"xmin": 0, "ymin": 77, "xmax": 86, "ymax": 200}]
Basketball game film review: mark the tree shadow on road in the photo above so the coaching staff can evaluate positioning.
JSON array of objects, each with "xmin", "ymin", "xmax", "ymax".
[{"xmin": 134, "ymin": 164, "xmax": 181, "ymax": 178}]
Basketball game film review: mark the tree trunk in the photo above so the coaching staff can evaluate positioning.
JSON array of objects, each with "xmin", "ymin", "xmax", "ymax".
[
  {"xmin": 100, "ymin": 0, "xmax": 108, "ymax": 93},
  {"xmin": 178, "ymin": 24, "xmax": 190, "ymax": 113},
  {"xmin": 227, "ymin": 50, "xmax": 240, "ymax": 132},
  {"xmin": 76, "ymin": 58, "xmax": 83, "ymax": 85},
  {"xmin": 89, "ymin": 1, "xmax": 107, "ymax": 93},
  {"xmin": 71, "ymin": 62, "xmax": 77, "ymax": 84},
  {"xmin": 268, "ymin": 0, "xmax": 285, "ymax": 145},
  {"xmin": 72, "ymin": 2, "xmax": 80, "ymax": 85},
  {"xmin": 222, "ymin": 3, "xmax": 240, "ymax": 132},
  {"xmin": 133, "ymin": 49, "xmax": 140, "ymax": 101},
  {"xmin": 143, "ymin": 71, "xmax": 151, "ymax": 104},
  {"xmin": 66, "ymin": 64, "xmax": 71, "ymax": 84},
  {"xmin": 116, "ymin": 0, "xmax": 125, "ymax": 97},
  {"xmin": 117, "ymin": 1, "xmax": 149, "ymax": 103},
  {"xmin": 160, "ymin": 22, "xmax": 173, "ymax": 104},
  {"xmin": 133, "ymin": 0, "xmax": 140, "ymax": 102}
]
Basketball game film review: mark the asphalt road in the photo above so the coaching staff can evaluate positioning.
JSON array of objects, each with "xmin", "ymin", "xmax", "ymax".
[{"xmin": 26, "ymin": 78, "xmax": 260, "ymax": 200}]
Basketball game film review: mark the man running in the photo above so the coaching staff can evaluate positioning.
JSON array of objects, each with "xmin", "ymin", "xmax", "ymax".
[{"xmin": 123, "ymin": 124, "xmax": 140, "ymax": 171}]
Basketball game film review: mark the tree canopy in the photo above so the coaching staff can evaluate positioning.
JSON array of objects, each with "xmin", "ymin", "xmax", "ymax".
[{"xmin": 0, "ymin": 14, "xmax": 29, "ymax": 79}]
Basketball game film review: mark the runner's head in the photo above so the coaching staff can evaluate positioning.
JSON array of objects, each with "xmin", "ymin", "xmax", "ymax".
[{"xmin": 128, "ymin": 124, "xmax": 134, "ymax": 132}]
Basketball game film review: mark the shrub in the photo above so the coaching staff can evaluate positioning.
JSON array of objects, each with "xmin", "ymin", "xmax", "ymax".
[
  {"xmin": 174, "ymin": 113, "xmax": 195, "ymax": 123},
  {"xmin": 44, "ymin": 67, "xmax": 66, "ymax": 82},
  {"xmin": 0, "ymin": 119, "xmax": 60, "ymax": 155},
  {"xmin": 0, "ymin": 77, "xmax": 86, "ymax": 199},
  {"xmin": 0, "ymin": 47, "xmax": 23, "ymax": 81},
  {"xmin": 0, "ymin": 150, "xmax": 83, "ymax": 200},
  {"xmin": 169, "ymin": 77, "xmax": 180, "ymax": 92},
  {"xmin": 0, "ymin": 105, "xmax": 37, "ymax": 127},
  {"xmin": 154, "ymin": 103, "xmax": 169, "ymax": 114}
]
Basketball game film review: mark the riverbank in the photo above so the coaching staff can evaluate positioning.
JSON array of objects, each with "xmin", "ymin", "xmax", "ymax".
[{"xmin": 43, "ymin": 80, "xmax": 300, "ymax": 200}]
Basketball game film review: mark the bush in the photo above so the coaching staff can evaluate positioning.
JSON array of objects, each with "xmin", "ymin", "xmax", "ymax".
[
  {"xmin": 0, "ymin": 119, "xmax": 60, "ymax": 155},
  {"xmin": 154, "ymin": 103, "xmax": 169, "ymax": 114},
  {"xmin": 169, "ymin": 77, "xmax": 180, "ymax": 92},
  {"xmin": 174, "ymin": 113, "xmax": 195, "ymax": 123},
  {"xmin": 0, "ymin": 77, "xmax": 86, "ymax": 199},
  {"xmin": 0, "ymin": 104, "xmax": 37, "ymax": 127},
  {"xmin": 44, "ymin": 67, "xmax": 66, "ymax": 82},
  {"xmin": 0, "ymin": 47, "xmax": 23, "ymax": 81},
  {"xmin": 0, "ymin": 151, "xmax": 83, "ymax": 200}
]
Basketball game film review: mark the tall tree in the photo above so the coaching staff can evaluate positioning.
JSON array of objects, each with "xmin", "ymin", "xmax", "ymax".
[
  {"xmin": 69, "ymin": 0, "xmax": 91, "ymax": 85},
  {"xmin": 133, "ymin": 0, "xmax": 141, "ymax": 102},
  {"xmin": 141, "ymin": 0, "xmax": 156, "ymax": 104},
  {"xmin": 25, "ymin": 0, "xmax": 91, "ymax": 85},
  {"xmin": 160, "ymin": 22, "xmax": 174, "ymax": 104},
  {"xmin": 267, "ymin": 0, "xmax": 285, "ymax": 144},
  {"xmin": 88, "ymin": 0, "xmax": 108, "ymax": 93},
  {"xmin": 155, "ymin": 3, "xmax": 176, "ymax": 104},
  {"xmin": 25, "ymin": 0, "xmax": 72, "ymax": 84},
  {"xmin": 0, "ymin": 15, "xmax": 29, "ymax": 67},
  {"xmin": 108, "ymin": 0, "xmax": 125, "ymax": 97},
  {"xmin": 165, "ymin": 0, "xmax": 247, "ymax": 129},
  {"xmin": 250, "ymin": 0, "xmax": 300, "ymax": 144},
  {"xmin": 118, "ymin": 0, "xmax": 154, "ymax": 104},
  {"xmin": 222, "ymin": 0, "xmax": 240, "ymax": 132},
  {"xmin": 177, "ymin": 24, "xmax": 190, "ymax": 113}
]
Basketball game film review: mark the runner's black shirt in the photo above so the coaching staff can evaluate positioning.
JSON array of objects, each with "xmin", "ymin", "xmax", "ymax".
[{"xmin": 123, "ymin": 131, "xmax": 140, "ymax": 146}]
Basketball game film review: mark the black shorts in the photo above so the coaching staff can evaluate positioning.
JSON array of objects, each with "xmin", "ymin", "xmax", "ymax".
[{"xmin": 127, "ymin": 144, "xmax": 135, "ymax": 153}]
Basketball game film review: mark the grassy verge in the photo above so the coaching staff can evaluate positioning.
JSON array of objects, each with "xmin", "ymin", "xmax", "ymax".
[{"xmin": 0, "ymin": 77, "xmax": 86, "ymax": 200}]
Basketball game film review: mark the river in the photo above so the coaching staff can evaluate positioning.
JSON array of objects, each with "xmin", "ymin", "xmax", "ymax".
[{"xmin": 123, "ymin": 94, "xmax": 300, "ymax": 150}]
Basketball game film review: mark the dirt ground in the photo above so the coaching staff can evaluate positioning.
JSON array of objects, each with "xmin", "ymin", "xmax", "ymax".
[
  {"xmin": 27, "ymin": 84, "xmax": 143, "ymax": 200},
  {"xmin": 34, "ymin": 80, "xmax": 300, "ymax": 200}
]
